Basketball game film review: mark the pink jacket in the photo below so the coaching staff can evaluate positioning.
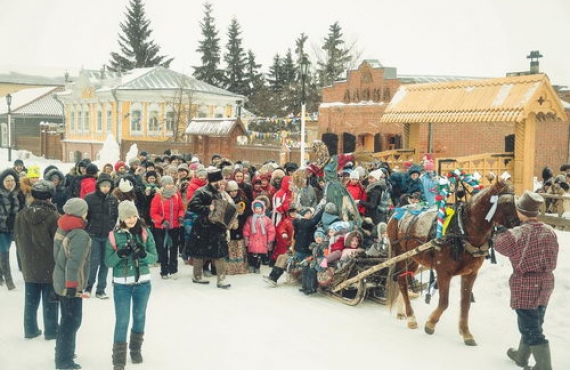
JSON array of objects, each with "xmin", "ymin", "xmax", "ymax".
[{"xmin": 243, "ymin": 202, "xmax": 276, "ymax": 254}]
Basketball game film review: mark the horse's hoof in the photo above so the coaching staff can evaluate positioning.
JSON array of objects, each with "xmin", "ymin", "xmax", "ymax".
[
  {"xmin": 396, "ymin": 314, "xmax": 406, "ymax": 320},
  {"xmin": 424, "ymin": 324, "xmax": 435, "ymax": 335},
  {"xmin": 407, "ymin": 321, "xmax": 418, "ymax": 329},
  {"xmin": 464, "ymin": 338, "xmax": 478, "ymax": 346}
]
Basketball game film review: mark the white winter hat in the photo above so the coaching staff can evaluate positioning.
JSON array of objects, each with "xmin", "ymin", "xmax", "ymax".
[
  {"xmin": 349, "ymin": 170, "xmax": 360, "ymax": 180},
  {"xmin": 368, "ymin": 169, "xmax": 384, "ymax": 182},
  {"xmin": 118, "ymin": 177, "xmax": 134, "ymax": 192}
]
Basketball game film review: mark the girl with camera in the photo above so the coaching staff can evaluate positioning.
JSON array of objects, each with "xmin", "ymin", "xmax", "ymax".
[{"xmin": 105, "ymin": 200, "xmax": 158, "ymax": 370}]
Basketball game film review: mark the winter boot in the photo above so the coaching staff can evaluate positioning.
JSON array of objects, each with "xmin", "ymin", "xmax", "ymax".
[
  {"xmin": 300, "ymin": 265, "xmax": 310, "ymax": 292},
  {"xmin": 529, "ymin": 342, "xmax": 552, "ymax": 370},
  {"xmin": 507, "ymin": 338, "xmax": 531, "ymax": 368},
  {"xmin": 264, "ymin": 267, "xmax": 284, "ymax": 287},
  {"xmin": 305, "ymin": 268, "xmax": 318, "ymax": 295},
  {"xmin": 0, "ymin": 251, "xmax": 15, "ymax": 290},
  {"xmin": 129, "ymin": 331, "xmax": 144, "ymax": 364},
  {"xmin": 112, "ymin": 342, "xmax": 127, "ymax": 370}
]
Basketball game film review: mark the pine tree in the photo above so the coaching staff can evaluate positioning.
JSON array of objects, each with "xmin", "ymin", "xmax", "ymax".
[
  {"xmin": 318, "ymin": 21, "xmax": 352, "ymax": 87},
  {"xmin": 222, "ymin": 17, "xmax": 248, "ymax": 95},
  {"xmin": 243, "ymin": 50, "xmax": 264, "ymax": 96},
  {"xmin": 267, "ymin": 54, "xmax": 284, "ymax": 92},
  {"xmin": 108, "ymin": 0, "xmax": 173, "ymax": 71},
  {"xmin": 282, "ymin": 49, "xmax": 296, "ymax": 86},
  {"xmin": 193, "ymin": 2, "xmax": 224, "ymax": 86}
]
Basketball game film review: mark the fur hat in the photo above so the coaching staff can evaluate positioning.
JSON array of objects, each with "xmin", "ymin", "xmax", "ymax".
[
  {"xmin": 408, "ymin": 165, "xmax": 422, "ymax": 176},
  {"xmin": 63, "ymin": 198, "xmax": 88, "ymax": 217},
  {"xmin": 118, "ymin": 177, "xmax": 134, "ymax": 193},
  {"xmin": 196, "ymin": 168, "xmax": 207, "ymax": 177},
  {"xmin": 118, "ymin": 200, "xmax": 139, "ymax": 221},
  {"xmin": 207, "ymin": 169, "xmax": 223, "ymax": 183},
  {"xmin": 26, "ymin": 165, "xmax": 41, "ymax": 179},
  {"xmin": 221, "ymin": 166, "xmax": 233, "ymax": 178},
  {"xmin": 128, "ymin": 157, "xmax": 140, "ymax": 167},
  {"xmin": 86, "ymin": 163, "xmax": 98, "ymax": 176},
  {"xmin": 96, "ymin": 173, "xmax": 113, "ymax": 188},
  {"xmin": 31, "ymin": 180, "xmax": 55, "ymax": 200},
  {"xmin": 211, "ymin": 153, "xmax": 222, "ymax": 162},
  {"xmin": 161, "ymin": 175, "xmax": 174, "ymax": 186},
  {"xmin": 226, "ymin": 180, "xmax": 239, "ymax": 192},
  {"xmin": 515, "ymin": 191, "xmax": 544, "ymax": 217}
]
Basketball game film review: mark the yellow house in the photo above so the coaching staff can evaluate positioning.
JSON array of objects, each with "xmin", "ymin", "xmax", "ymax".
[{"xmin": 56, "ymin": 66, "xmax": 245, "ymax": 161}]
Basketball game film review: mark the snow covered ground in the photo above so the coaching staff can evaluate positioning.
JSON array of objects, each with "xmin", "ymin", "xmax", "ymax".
[{"xmin": 0, "ymin": 148, "xmax": 569, "ymax": 370}]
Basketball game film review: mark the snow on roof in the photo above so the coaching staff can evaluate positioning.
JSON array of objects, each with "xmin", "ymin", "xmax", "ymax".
[
  {"xmin": 0, "ymin": 86, "xmax": 62, "ymax": 115},
  {"xmin": 185, "ymin": 118, "xmax": 242, "ymax": 137}
]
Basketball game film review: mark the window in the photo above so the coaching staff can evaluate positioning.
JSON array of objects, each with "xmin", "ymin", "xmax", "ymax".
[
  {"xmin": 198, "ymin": 105, "xmax": 208, "ymax": 118},
  {"xmin": 83, "ymin": 107, "xmax": 90, "ymax": 132},
  {"xmin": 147, "ymin": 104, "xmax": 161, "ymax": 135},
  {"xmin": 130, "ymin": 103, "xmax": 142, "ymax": 134},
  {"xmin": 97, "ymin": 109, "xmax": 103, "ymax": 132},
  {"xmin": 77, "ymin": 111, "xmax": 83, "ymax": 133},
  {"xmin": 106, "ymin": 107, "xmax": 113, "ymax": 134},
  {"xmin": 165, "ymin": 110, "xmax": 174, "ymax": 135},
  {"xmin": 215, "ymin": 105, "xmax": 224, "ymax": 118},
  {"xmin": 70, "ymin": 111, "xmax": 75, "ymax": 133}
]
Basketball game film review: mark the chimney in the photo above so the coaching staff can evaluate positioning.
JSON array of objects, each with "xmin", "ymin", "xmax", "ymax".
[{"xmin": 527, "ymin": 50, "xmax": 543, "ymax": 74}]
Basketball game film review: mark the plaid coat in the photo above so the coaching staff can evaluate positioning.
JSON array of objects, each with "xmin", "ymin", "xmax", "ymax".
[{"xmin": 494, "ymin": 220, "xmax": 558, "ymax": 309}]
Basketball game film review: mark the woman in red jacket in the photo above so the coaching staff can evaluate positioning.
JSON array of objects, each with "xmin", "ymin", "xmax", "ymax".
[{"xmin": 150, "ymin": 176, "xmax": 184, "ymax": 279}]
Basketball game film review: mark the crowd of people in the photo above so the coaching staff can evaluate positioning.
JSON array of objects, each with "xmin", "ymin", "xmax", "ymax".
[{"xmin": 0, "ymin": 151, "xmax": 562, "ymax": 370}]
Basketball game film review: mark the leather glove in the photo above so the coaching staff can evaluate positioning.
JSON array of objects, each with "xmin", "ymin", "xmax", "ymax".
[
  {"xmin": 117, "ymin": 245, "xmax": 132, "ymax": 258},
  {"xmin": 65, "ymin": 287, "xmax": 77, "ymax": 298}
]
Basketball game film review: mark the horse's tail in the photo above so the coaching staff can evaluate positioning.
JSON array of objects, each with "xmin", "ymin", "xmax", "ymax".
[{"xmin": 386, "ymin": 279, "xmax": 400, "ymax": 313}]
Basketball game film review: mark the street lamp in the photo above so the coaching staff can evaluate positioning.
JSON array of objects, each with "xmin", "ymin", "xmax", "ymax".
[
  {"xmin": 299, "ymin": 57, "xmax": 310, "ymax": 165},
  {"xmin": 6, "ymin": 93, "xmax": 12, "ymax": 161}
]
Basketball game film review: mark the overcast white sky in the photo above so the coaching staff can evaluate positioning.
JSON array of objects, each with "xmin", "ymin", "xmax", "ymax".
[{"xmin": 0, "ymin": 0, "xmax": 569, "ymax": 86}]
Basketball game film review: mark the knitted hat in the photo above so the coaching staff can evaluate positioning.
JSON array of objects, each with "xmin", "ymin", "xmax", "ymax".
[
  {"xmin": 31, "ymin": 180, "xmax": 55, "ymax": 200},
  {"xmin": 299, "ymin": 207, "xmax": 313, "ymax": 217},
  {"xmin": 349, "ymin": 170, "xmax": 360, "ymax": 180},
  {"xmin": 196, "ymin": 168, "xmax": 207, "ymax": 178},
  {"xmin": 118, "ymin": 177, "xmax": 134, "ymax": 193},
  {"xmin": 63, "ymin": 198, "xmax": 88, "ymax": 217},
  {"xmin": 14, "ymin": 159, "xmax": 24, "ymax": 166},
  {"xmin": 26, "ymin": 165, "xmax": 41, "ymax": 179},
  {"xmin": 221, "ymin": 166, "xmax": 233, "ymax": 178},
  {"xmin": 252, "ymin": 200, "xmax": 264, "ymax": 209},
  {"xmin": 324, "ymin": 202, "xmax": 337, "ymax": 215},
  {"xmin": 314, "ymin": 230, "xmax": 326, "ymax": 240},
  {"xmin": 207, "ymin": 169, "xmax": 223, "ymax": 183},
  {"xmin": 161, "ymin": 175, "xmax": 174, "ymax": 186},
  {"xmin": 368, "ymin": 169, "xmax": 383, "ymax": 182},
  {"xmin": 86, "ymin": 163, "xmax": 98, "ymax": 176},
  {"xmin": 190, "ymin": 156, "xmax": 200, "ymax": 163},
  {"xmin": 211, "ymin": 153, "xmax": 221, "ymax": 161},
  {"xmin": 118, "ymin": 200, "xmax": 139, "ymax": 221},
  {"xmin": 128, "ymin": 157, "xmax": 140, "ymax": 167},
  {"xmin": 515, "ymin": 191, "xmax": 543, "ymax": 217},
  {"xmin": 178, "ymin": 163, "xmax": 189, "ymax": 173},
  {"xmin": 114, "ymin": 161, "xmax": 126, "ymax": 172},
  {"xmin": 226, "ymin": 180, "xmax": 239, "ymax": 192}
]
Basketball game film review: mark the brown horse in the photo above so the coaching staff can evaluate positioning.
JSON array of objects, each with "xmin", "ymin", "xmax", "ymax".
[{"xmin": 386, "ymin": 178, "xmax": 518, "ymax": 346}]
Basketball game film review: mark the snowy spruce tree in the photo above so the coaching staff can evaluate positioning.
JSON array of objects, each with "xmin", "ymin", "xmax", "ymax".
[
  {"xmin": 318, "ymin": 21, "xmax": 352, "ymax": 87},
  {"xmin": 108, "ymin": 0, "xmax": 173, "ymax": 72},
  {"xmin": 222, "ymin": 17, "xmax": 248, "ymax": 95},
  {"xmin": 193, "ymin": 2, "xmax": 224, "ymax": 86}
]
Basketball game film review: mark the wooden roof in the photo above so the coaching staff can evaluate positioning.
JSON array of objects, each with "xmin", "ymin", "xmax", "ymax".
[{"xmin": 380, "ymin": 74, "xmax": 566, "ymax": 124}]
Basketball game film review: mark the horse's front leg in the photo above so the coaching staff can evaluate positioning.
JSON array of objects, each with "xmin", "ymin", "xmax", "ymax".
[
  {"xmin": 425, "ymin": 271, "xmax": 451, "ymax": 336},
  {"xmin": 459, "ymin": 273, "xmax": 478, "ymax": 346}
]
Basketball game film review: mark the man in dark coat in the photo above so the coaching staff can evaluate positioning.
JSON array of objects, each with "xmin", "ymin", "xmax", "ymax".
[
  {"xmin": 14, "ymin": 180, "xmax": 60, "ymax": 340},
  {"xmin": 187, "ymin": 168, "xmax": 231, "ymax": 289}
]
